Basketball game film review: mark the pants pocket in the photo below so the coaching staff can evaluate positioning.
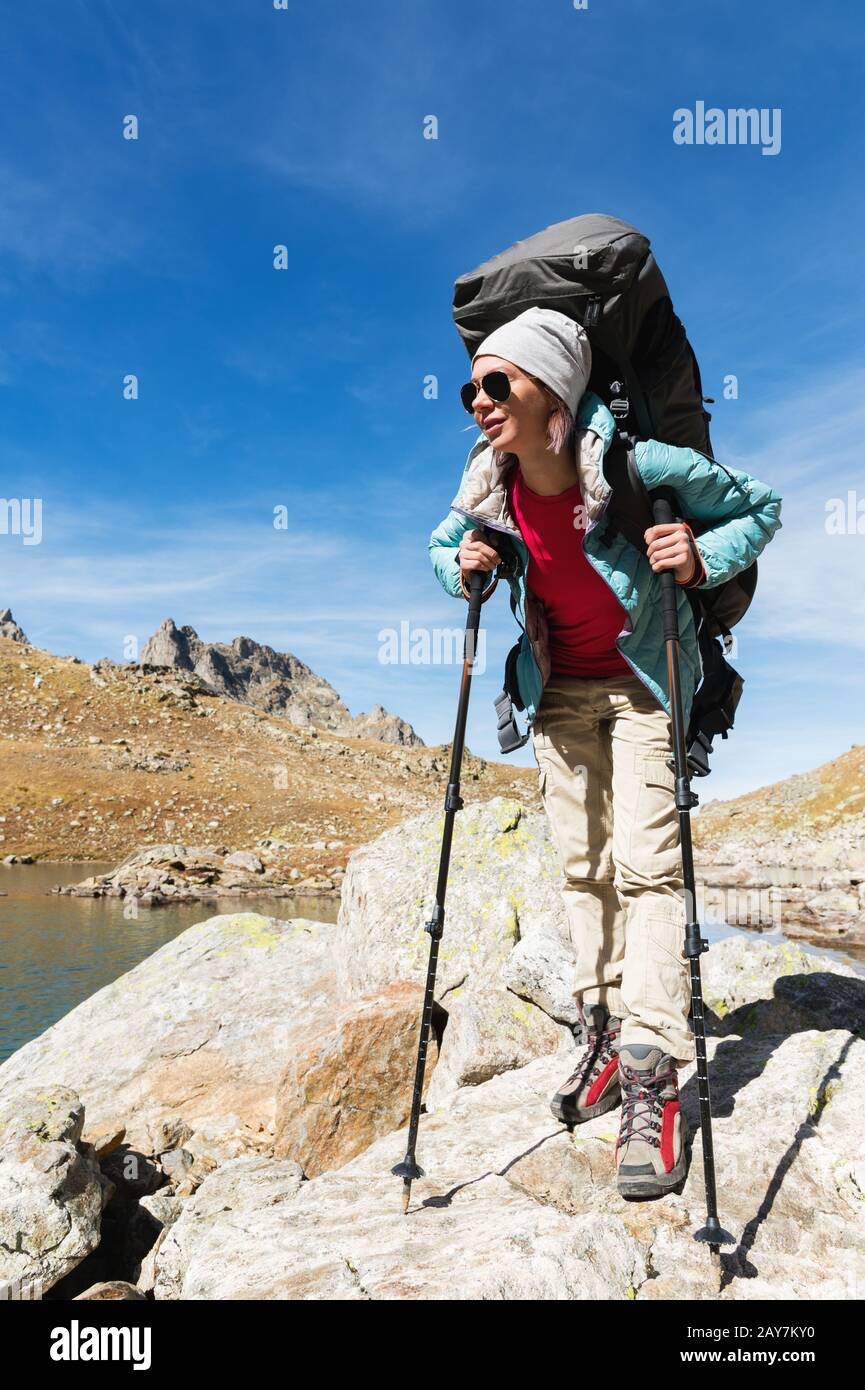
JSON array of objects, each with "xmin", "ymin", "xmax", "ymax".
[
  {"xmin": 628, "ymin": 756, "xmax": 681, "ymax": 878},
  {"xmin": 646, "ymin": 915, "xmax": 689, "ymax": 1004},
  {"xmin": 622, "ymin": 912, "xmax": 692, "ymax": 1052}
]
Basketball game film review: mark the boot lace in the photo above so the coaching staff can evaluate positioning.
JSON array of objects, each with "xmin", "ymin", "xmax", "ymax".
[
  {"xmin": 566, "ymin": 1018, "xmax": 620, "ymax": 1092},
  {"xmin": 618, "ymin": 1061, "xmax": 677, "ymax": 1149}
]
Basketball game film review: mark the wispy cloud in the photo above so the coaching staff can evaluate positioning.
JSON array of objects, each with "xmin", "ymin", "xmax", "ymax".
[{"xmin": 720, "ymin": 362, "xmax": 865, "ymax": 649}]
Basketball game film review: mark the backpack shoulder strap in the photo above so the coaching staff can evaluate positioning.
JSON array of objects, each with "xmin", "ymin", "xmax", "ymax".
[{"xmin": 599, "ymin": 434, "xmax": 674, "ymax": 552}]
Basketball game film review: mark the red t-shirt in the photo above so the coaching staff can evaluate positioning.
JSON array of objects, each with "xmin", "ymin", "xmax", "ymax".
[{"xmin": 507, "ymin": 468, "xmax": 632, "ymax": 679}]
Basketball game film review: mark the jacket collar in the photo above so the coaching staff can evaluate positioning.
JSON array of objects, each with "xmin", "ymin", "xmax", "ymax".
[{"xmin": 451, "ymin": 391, "xmax": 616, "ymax": 538}]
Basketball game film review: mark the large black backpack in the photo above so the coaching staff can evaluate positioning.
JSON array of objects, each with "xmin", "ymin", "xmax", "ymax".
[{"xmin": 452, "ymin": 212, "xmax": 750, "ymax": 775}]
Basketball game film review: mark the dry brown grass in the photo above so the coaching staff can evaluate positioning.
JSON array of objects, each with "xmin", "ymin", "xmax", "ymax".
[{"xmin": 0, "ymin": 638, "xmax": 537, "ymax": 873}]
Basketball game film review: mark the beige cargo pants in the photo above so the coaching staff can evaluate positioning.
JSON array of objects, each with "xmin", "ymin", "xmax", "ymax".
[{"xmin": 532, "ymin": 670, "xmax": 695, "ymax": 1066}]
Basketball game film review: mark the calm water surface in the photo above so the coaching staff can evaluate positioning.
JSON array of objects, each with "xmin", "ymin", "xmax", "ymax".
[{"xmin": 0, "ymin": 862, "xmax": 338, "ymax": 1064}]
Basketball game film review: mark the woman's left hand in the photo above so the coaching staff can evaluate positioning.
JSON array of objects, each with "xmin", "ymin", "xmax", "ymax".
[{"xmin": 643, "ymin": 522, "xmax": 697, "ymax": 584}]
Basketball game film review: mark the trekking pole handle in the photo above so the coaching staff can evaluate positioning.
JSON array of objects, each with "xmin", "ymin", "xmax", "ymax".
[
  {"xmin": 468, "ymin": 562, "xmax": 488, "ymax": 608},
  {"xmin": 651, "ymin": 495, "xmax": 681, "ymax": 640},
  {"xmin": 459, "ymin": 524, "xmax": 499, "ymax": 604}
]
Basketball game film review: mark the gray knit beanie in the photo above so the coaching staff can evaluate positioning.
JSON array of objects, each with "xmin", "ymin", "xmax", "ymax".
[{"xmin": 471, "ymin": 306, "xmax": 592, "ymax": 415}]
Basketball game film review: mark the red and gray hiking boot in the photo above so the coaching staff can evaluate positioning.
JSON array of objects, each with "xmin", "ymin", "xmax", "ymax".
[
  {"xmin": 615, "ymin": 1044, "xmax": 689, "ymax": 1197},
  {"xmin": 550, "ymin": 1004, "xmax": 621, "ymax": 1126}
]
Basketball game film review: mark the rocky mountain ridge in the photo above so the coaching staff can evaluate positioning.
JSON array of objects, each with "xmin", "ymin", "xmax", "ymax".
[
  {"xmin": 0, "ymin": 608, "xmax": 29, "ymax": 645},
  {"xmin": 141, "ymin": 617, "xmax": 421, "ymax": 746}
]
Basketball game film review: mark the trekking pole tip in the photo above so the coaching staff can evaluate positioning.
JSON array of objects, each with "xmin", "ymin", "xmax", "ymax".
[
  {"xmin": 391, "ymin": 1157, "xmax": 424, "ymax": 1215},
  {"xmin": 694, "ymin": 1216, "xmax": 735, "ymax": 1251}
]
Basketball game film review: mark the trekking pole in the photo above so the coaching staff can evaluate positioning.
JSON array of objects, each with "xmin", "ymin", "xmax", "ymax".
[
  {"xmin": 653, "ymin": 496, "xmax": 734, "ymax": 1256},
  {"xmin": 392, "ymin": 550, "xmax": 497, "ymax": 1214}
]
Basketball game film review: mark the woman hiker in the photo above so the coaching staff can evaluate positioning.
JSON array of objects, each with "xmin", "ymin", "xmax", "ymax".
[{"xmin": 428, "ymin": 306, "xmax": 782, "ymax": 1200}]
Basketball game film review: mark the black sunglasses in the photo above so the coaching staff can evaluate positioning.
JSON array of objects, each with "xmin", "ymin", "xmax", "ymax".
[{"xmin": 460, "ymin": 370, "xmax": 512, "ymax": 415}]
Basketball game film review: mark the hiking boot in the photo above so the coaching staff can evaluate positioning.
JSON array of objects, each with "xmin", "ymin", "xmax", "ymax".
[
  {"xmin": 615, "ymin": 1044, "xmax": 689, "ymax": 1197},
  {"xmin": 550, "ymin": 1004, "xmax": 621, "ymax": 1126}
]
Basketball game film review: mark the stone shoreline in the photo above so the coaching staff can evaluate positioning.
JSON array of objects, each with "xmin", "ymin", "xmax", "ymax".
[
  {"xmin": 51, "ymin": 844, "xmax": 343, "ymax": 906},
  {"xmin": 693, "ymin": 859, "xmax": 865, "ymax": 949},
  {"xmin": 54, "ymin": 882, "xmax": 342, "ymax": 904}
]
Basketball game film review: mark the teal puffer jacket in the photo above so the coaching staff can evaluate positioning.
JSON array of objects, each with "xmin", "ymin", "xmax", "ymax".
[{"xmin": 428, "ymin": 392, "xmax": 782, "ymax": 736}]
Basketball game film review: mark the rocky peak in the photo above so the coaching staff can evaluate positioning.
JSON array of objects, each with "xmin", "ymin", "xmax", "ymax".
[
  {"xmin": 141, "ymin": 617, "xmax": 423, "ymax": 746},
  {"xmin": 0, "ymin": 608, "xmax": 30, "ymax": 645}
]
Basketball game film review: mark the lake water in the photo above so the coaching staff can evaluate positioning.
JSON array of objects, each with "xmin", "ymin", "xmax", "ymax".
[
  {"xmin": 0, "ymin": 862, "xmax": 338, "ymax": 1065},
  {"xmin": 1, "ymin": 862, "xmax": 862, "ymax": 1067}
]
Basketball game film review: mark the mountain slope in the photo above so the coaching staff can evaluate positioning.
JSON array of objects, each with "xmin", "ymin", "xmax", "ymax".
[
  {"xmin": 694, "ymin": 744, "xmax": 865, "ymax": 864},
  {"xmin": 0, "ymin": 637, "xmax": 532, "ymax": 869}
]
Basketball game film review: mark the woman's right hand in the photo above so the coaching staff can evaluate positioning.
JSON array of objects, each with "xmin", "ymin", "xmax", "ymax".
[{"xmin": 458, "ymin": 528, "xmax": 501, "ymax": 574}]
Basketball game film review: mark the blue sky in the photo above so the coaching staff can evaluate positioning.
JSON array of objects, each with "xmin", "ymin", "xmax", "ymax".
[{"xmin": 2, "ymin": 0, "xmax": 863, "ymax": 806}]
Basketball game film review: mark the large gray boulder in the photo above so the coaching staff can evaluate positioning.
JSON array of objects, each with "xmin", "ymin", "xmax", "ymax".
[
  {"xmin": 337, "ymin": 798, "xmax": 575, "ymax": 1106},
  {"xmin": 0, "ymin": 913, "xmax": 435, "ymax": 1190},
  {"xmin": 703, "ymin": 935, "xmax": 865, "ymax": 1035},
  {"xmin": 423, "ymin": 984, "xmax": 565, "ymax": 1111},
  {"xmin": 148, "ymin": 932, "xmax": 865, "ymax": 1300},
  {"xmin": 7, "ymin": 785, "xmax": 865, "ymax": 1301},
  {"xmin": 0, "ymin": 1087, "xmax": 109, "ymax": 1297},
  {"xmin": 150, "ymin": 1084, "xmax": 647, "ymax": 1301},
  {"xmin": 337, "ymin": 799, "xmax": 567, "ymax": 1004},
  {"xmin": 0, "ymin": 915, "xmax": 336, "ymax": 1160}
]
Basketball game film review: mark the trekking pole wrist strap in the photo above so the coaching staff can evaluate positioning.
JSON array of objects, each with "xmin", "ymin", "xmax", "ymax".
[
  {"xmin": 460, "ymin": 568, "xmax": 499, "ymax": 602},
  {"xmin": 677, "ymin": 522, "xmax": 707, "ymax": 588}
]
